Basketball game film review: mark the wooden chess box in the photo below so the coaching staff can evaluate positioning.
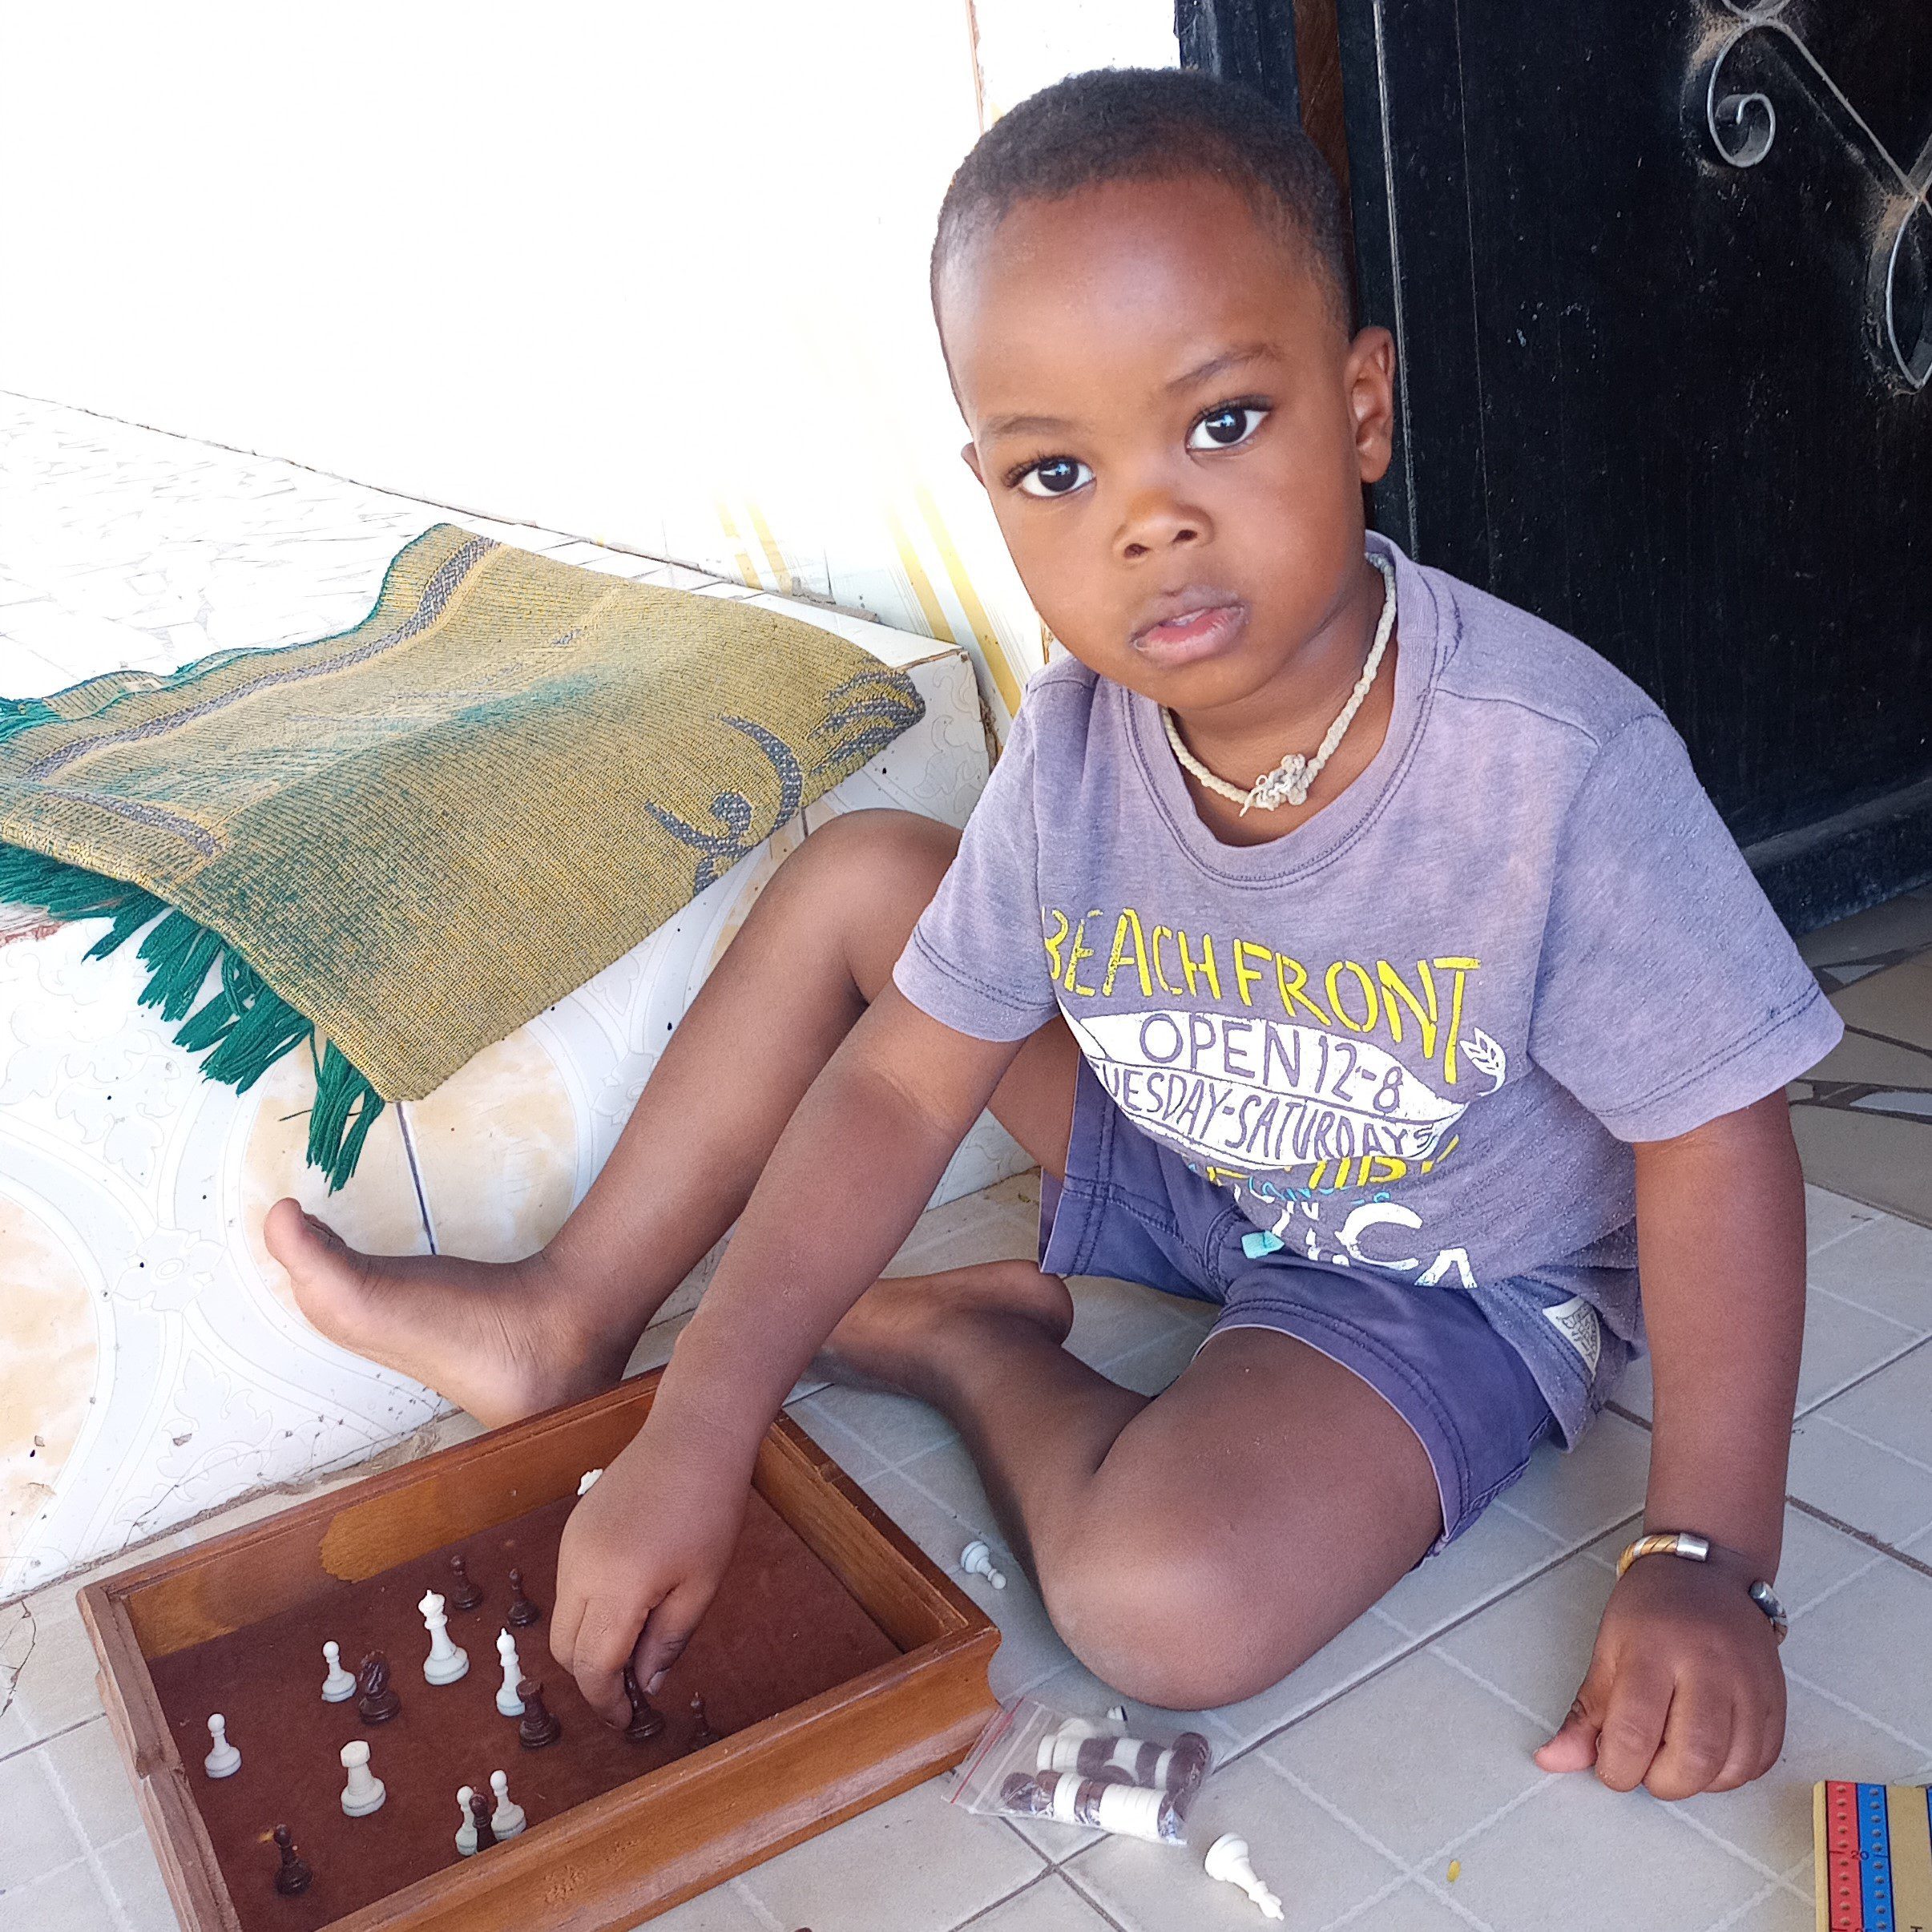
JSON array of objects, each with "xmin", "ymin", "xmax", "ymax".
[{"xmin": 79, "ymin": 1370, "xmax": 999, "ymax": 1932}]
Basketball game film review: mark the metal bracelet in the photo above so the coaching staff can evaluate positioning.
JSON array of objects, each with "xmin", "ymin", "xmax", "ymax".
[{"xmin": 1615, "ymin": 1531, "xmax": 1787, "ymax": 1644}]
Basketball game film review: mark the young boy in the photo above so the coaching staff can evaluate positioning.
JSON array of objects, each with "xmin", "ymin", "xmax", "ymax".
[{"xmin": 267, "ymin": 68, "xmax": 1842, "ymax": 1801}]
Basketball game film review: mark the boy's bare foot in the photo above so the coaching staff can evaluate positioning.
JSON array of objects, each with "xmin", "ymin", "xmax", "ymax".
[
  {"xmin": 815, "ymin": 1260, "xmax": 1075, "ymax": 1398},
  {"xmin": 263, "ymin": 1199, "xmax": 637, "ymax": 1428}
]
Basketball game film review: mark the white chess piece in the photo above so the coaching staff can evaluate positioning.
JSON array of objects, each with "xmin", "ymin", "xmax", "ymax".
[
  {"xmin": 320, "ymin": 1640, "xmax": 357, "ymax": 1703},
  {"xmin": 340, "ymin": 1740, "xmax": 386, "ymax": 1817},
  {"xmin": 454, "ymin": 1784, "xmax": 478, "ymax": 1856},
  {"xmin": 960, "ymin": 1539, "xmax": 1008, "ymax": 1590},
  {"xmin": 1204, "ymin": 1834, "xmax": 1284, "ymax": 1921},
  {"xmin": 418, "ymin": 1587, "xmax": 470, "ymax": 1685},
  {"xmin": 576, "ymin": 1467, "xmax": 603, "ymax": 1496},
  {"xmin": 489, "ymin": 1768, "xmax": 526, "ymax": 1838},
  {"xmin": 494, "ymin": 1628, "xmax": 526, "ymax": 1716},
  {"xmin": 203, "ymin": 1712, "xmax": 241, "ymax": 1779}
]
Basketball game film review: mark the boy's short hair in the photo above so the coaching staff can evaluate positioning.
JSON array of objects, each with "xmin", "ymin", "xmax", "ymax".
[{"xmin": 930, "ymin": 66, "xmax": 1353, "ymax": 343}]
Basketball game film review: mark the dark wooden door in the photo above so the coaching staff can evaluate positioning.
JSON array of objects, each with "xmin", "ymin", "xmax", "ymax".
[{"xmin": 1182, "ymin": 1, "xmax": 1932, "ymax": 930}]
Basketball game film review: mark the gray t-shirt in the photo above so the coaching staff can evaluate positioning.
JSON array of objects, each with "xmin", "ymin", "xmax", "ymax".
[{"xmin": 893, "ymin": 531, "xmax": 1843, "ymax": 1441}]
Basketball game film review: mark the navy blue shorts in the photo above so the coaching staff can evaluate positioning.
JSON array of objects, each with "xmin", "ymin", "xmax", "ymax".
[{"xmin": 1039, "ymin": 1061, "xmax": 1556, "ymax": 1551}]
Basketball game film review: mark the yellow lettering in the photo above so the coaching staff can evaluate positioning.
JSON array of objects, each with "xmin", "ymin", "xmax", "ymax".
[
  {"xmin": 1063, "ymin": 908, "xmax": 1102, "ymax": 996},
  {"xmin": 1274, "ymin": 952, "xmax": 1333, "ymax": 1027},
  {"xmin": 1101, "ymin": 909, "xmax": 1154, "ymax": 998},
  {"xmin": 1434, "ymin": 957, "xmax": 1479, "ymax": 1084},
  {"xmin": 1359, "ymin": 1155, "xmax": 1409, "ymax": 1186},
  {"xmin": 1176, "ymin": 930, "xmax": 1222, "ymax": 1000},
  {"xmin": 1151, "ymin": 925, "xmax": 1186, "ymax": 997},
  {"xmin": 1377, "ymin": 959, "xmax": 1440, "ymax": 1060},
  {"xmin": 1041, "ymin": 908, "xmax": 1069, "ymax": 982},
  {"xmin": 1232, "ymin": 939, "xmax": 1271, "ymax": 1009},
  {"xmin": 1325, "ymin": 959, "xmax": 1380, "ymax": 1034}
]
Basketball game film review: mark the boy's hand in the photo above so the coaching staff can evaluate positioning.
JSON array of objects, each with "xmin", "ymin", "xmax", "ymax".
[
  {"xmin": 1534, "ymin": 1548, "xmax": 1785, "ymax": 1799},
  {"xmin": 548, "ymin": 1408, "xmax": 757, "ymax": 1727}
]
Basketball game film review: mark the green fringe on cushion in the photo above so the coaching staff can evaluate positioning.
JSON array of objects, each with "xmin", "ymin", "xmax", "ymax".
[{"xmin": 0, "ymin": 843, "xmax": 384, "ymax": 1191}]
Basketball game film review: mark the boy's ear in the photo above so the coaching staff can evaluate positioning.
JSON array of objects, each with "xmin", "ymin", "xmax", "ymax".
[
  {"xmin": 961, "ymin": 440, "xmax": 986, "ymax": 488},
  {"xmin": 1345, "ymin": 325, "xmax": 1398, "ymax": 488}
]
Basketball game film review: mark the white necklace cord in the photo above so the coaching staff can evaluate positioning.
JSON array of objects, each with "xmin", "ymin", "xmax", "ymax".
[{"xmin": 1161, "ymin": 551, "xmax": 1397, "ymax": 816}]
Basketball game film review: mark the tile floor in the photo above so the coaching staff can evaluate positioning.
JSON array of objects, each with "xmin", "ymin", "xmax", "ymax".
[
  {"xmin": 2, "ymin": 391, "xmax": 1930, "ymax": 1930},
  {"xmin": 4, "ymin": 1162, "xmax": 1931, "ymax": 1932}
]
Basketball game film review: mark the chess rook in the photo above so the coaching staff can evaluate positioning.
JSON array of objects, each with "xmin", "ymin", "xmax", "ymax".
[
  {"xmin": 339, "ymin": 1740, "xmax": 386, "ymax": 1817},
  {"xmin": 320, "ymin": 1640, "xmax": 357, "ymax": 1703},
  {"xmin": 203, "ymin": 1713, "xmax": 241, "ymax": 1780},
  {"xmin": 446, "ymin": 1552, "xmax": 484, "ymax": 1612},
  {"xmin": 494, "ymin": 1629, "xmax": 526, "ymax": 1717}
]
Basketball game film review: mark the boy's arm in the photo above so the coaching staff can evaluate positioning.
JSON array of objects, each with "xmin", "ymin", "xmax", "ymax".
[
  {"xmin": 1535, "ymin": 1088, "xmax": 1804, "ymax": 1799},
  {"xmin": 549, "ymin": 984, "xmax": 1025, "ymax": 1725}
]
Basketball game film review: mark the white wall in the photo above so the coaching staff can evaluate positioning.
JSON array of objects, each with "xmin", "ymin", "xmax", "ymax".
[{"xmin": 0, "ymin": 0, "xmax": 1178, "ymax": 728}]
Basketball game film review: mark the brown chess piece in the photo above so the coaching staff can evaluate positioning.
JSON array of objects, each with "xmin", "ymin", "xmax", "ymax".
[
  {"xmin": 504, "ymin": 1567, "xmax": 540, "ymax": 1628},
  {"xmin": 469, "ymin": 1787, "xmax": 498, "ymax": 1851},
  {"xmin": 446, "ymin": 1553, "xmax": 483, "ymax": 1612},
  {"xmin": 621, "ymin": 1665, "xmax": 665, "ymax": 1741},
  {"xmin": 356, "ymin": 1650, "xmax": 401, "ymax": 1723},
  {"xmin": 517, "ymin": 1677, "xmax": 562, "ymax": 1749},
  {"xmin": 688, "ymin": 1694, "xmax": 719, "ymax": 1751},
  {"xmin": 271, "ymin": 1823, "xmax": 313, "ymax": 1896}
]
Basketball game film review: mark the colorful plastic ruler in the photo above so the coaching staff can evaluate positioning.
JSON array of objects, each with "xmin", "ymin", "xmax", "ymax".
[
  {"xmin": 1861, "ymin": 1783, "xmax": 1897, "ymax": 1932},
  {"xmin": 1825, "ymin": 1781, "xmax": 1865, "ymax": 1931},
  {"xmin": 1889, "ymin": 1785, "xmax": 1932, "ymax": 1932}
]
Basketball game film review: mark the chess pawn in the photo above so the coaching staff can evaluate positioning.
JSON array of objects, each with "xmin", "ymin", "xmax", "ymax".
[
  {"xmin": 494, "ymin": 1629, "xmax": 526, "ymax": 1717},
  {"xmin": 340, "ymin": 1740, "xmax": 386, "ymax": 1817},
  {"xmin": 357, "ymin": 1651, "xmax": 401, "ymax": 1724},
  {"xmin": 504, "ymin": 1567, "xmax": 540, "ymax": 1628},
  {"xmin": 1204, "ymin": 1833, "xmax": 1285, "ymax": 1921},
  {"xmin": 621, "ymin": 1665, "xmax": 665, "ymax": 1741},
  {"xmin": 960, "ymin": 1539, "xmax": 1008, "ymax": 1590},
  {"xmin": 446, "ymin": 1552, "xmax": 484, "ymax": 1612},
  {"xmin": 271, "ymin": 1824, "xmax": 313, "ymax": 1897},
  {"xmin": 454, "ymin": 1785, "xmax": 478, "ymax": 1857},
  {"xmin": 469, "ymin": 1788, "xmax": 498, "ymax": 1852},
  {"xmin": 688, "ymin": 1695, "xmax": 719, "ymax": 1751},
  {"xmin": 320, "ymin": 1640, "xmax": 357, "ymax": 1703},
  {"xmin": 489, "ymin": 1768, "xmax": 526, "ymax": 1838},
  {"xmin": 418, "ymin": 1588, "xmax": 470, "ymax": 1685},
  {"xmin": 204, "ymin": 1713, "xmax": 241, "ymax": 1779},
  {"xmin": 516, "ymin": 1679, "xmax": 562, "ymax": 1749}
]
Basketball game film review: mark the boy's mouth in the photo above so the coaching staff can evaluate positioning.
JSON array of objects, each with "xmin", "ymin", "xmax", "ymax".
[{"xmin": 1131, "ymin": 597, "xmax": 1248, "ymax": 667}]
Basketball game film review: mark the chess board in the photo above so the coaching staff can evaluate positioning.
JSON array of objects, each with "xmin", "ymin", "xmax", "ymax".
[{"xmin": 79, "ymin": 1373, "xmax": 998, "ymax": 1932}]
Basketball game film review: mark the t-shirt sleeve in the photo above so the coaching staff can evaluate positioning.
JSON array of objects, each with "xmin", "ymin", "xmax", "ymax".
[
  {"xmin": 1527, "ymin": 711, "xmax": 1843, "ymax": 1141},
  {"xmin": 890, "ymin": 692, "xmax": 1061, "ymax": 1041}
]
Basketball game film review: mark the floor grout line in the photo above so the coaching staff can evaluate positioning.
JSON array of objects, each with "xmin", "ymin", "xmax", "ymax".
[{"xmin": 1786, "ymin": 1493, "xmax": 1932, "ymax": 1580}]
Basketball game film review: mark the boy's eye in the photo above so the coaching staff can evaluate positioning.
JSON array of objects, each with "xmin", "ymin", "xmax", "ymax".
[
  {"xmin": 1187, "ymin": 401, "xmax": 1269, "ymax": 450},
  {"xmin": 1014, "ymin": 456, "xmax": 1093, "ymax": 499}
]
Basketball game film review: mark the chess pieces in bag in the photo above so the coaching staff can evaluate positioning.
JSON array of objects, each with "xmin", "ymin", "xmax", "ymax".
[
  {"xmin": 489, "ymin": 1768, "xmax": 526, "ymax": 1838},
  {"xmin": 320, "ymin": 1640, "xmax": 357, "ymax": 1703},
  {"xmin": 418, "ymin": 1588, "xmax": 470, "ymax": 1685},
  {"xmin": 688, "ymin": 1695, "xmax": 719, "ymax": 1751},
  {"xmin": 446, "ymin": 1552, "xmax": 484, "ymax": 1612},
  {"xmin": 1037, "ymin": 1718, "xmax": 1213, "ymax": 1801},
  {"xmin": 1204, "ymin": 1834, "xmax": 1285, "ymax": 1921},
  {"xmin": 621, "ymin": 1665, "xmax": 665, "ymax": 1741},
  {"xmin": 517, "ymin": 1678, "xmax": 562, "ymax": 1749},
  {"xmin": 271, "ymin": 1824, "xmax": 313, "ymax": 1897},
  {"xmin": 505, "ymin": 1567, "xmax": 540, "ymax": 1627},
  {"xmin": 204, "ymin": 1712, "xmax": 241, "ymax": 1779},
  {"xmin": 340, "ymin": 1740, "xmax": 386, "ymax": 1817},
  {"xmin": 454, "ymin": 1785, "xmax": 478, "ymax": 1857},
  {"xmin": 469, "ymin": 1787, "xmax": 498, "ymax": 1852},
  {"xmin": 357, "ymin": 1651, "xmax": 401, "ymax": 1724},
  {"xmin": 494, "ymin": 1629, "xmax": 526, "ymax": 1717},
  {"xmin": 1000, "ymin": 1770, "xmax": 1184, "ymax": 1845},
  {"xmin": 960, "ymin": 1539, "xmax": 1007, "ymax": 1589}
]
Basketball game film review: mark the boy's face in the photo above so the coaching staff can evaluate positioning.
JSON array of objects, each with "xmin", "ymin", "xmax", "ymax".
[{"xmin": 941, "ymin": 172, "xmax": 1394, "ymax": 715}]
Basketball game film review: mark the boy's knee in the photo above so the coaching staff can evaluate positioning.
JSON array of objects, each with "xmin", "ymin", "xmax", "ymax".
[
  {"xmin": 1041, "ymin": 1515, "xmax": 1308, "ymax": 1711},
  {"xmin": 786, "ymin": 805, "xmax": 958, "ymax": 899}
]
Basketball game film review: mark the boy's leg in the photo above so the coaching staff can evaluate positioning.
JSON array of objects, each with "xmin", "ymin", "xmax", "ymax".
[
  {"xmin": 264, "ymin": 809, "xmax": 1080, "ymax": 1426},
  {"xmin": 822, "ymin": 1284, "xmax": 1442, "ymax": 1709}
]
